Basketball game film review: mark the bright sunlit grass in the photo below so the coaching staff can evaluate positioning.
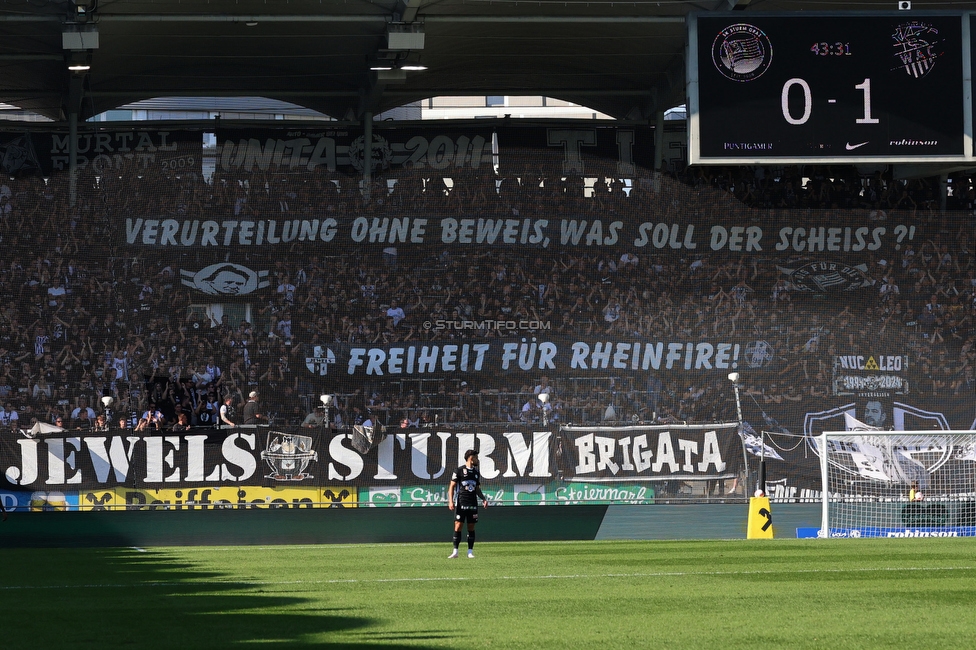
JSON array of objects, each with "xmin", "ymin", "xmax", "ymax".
[{"xmin": 1, "ymin": 539, "xmax": 974, "ymax": 649}]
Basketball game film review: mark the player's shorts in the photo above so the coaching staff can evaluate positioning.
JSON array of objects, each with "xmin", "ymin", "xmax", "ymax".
[{"xmin": 455, "ymin": 508, "xmax": 479, "ymax": 524}]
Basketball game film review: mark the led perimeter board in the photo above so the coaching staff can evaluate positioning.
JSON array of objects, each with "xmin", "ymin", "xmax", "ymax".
[{"xmin": 688, "ymin": 13, "xmax": 972, "ymax": 164}]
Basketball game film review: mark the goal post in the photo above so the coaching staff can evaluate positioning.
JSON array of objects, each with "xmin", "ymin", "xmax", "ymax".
[{"xmin": 818, "ymin": 430, "xmax": 976, "ymax": 538}]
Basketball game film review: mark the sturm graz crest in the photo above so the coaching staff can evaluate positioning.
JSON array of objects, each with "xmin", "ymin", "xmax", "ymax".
[
  {"xmin": 712, "ymin": 23, "xmax": 772, "ymax": 82},
  {"xmin": 305, "ymin": 345, "xmax": 336, "ymax": 375},
  {"xmin": 745, "ymin": 340, "xmax": 774, "ymax": 368},
  {"xmin": 260, "ymin": 432, "xmax": 317, "ymax": 481},
  {"xmin": 347, "ymin": 133, "xmax": 394, "ymax": 172}
]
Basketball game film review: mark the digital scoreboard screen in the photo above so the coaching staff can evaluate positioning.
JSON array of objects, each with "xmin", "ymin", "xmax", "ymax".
[{"xmin": 689, "ymin": 13, "xmax": 969, "ymax": 163}]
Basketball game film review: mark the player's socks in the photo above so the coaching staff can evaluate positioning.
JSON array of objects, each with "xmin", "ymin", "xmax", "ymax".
[{"xmin": 449, "ymin": 531, "xmax": 461, "ymax": 558}]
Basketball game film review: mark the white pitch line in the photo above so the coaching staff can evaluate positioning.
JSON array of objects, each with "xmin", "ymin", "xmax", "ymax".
[
  {"xmin": 149, "ymin": 540, "xmax": 605, "ymax": 552},
  {"xmin": 1, "ymin": 565, "xmax": 973, "ymax": 591}
]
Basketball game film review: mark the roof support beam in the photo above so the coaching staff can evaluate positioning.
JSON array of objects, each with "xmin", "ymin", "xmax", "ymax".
[
  {"xmin": 423, "ymin": 16, "xmax": 685, "ymax": 24},
  {"xmin": 82, "ymin": 90, "xmax": 361, "ymax": 97},
  {"xmin": 0, "ymin": 54, "xmax": 62, "ymax": 61},
  {"xmin": 96, "ymin": 14, "xmax": 389, "ymax": 23},
  {"xmin": 0, "ymin": 13, "xmax": 685, "ymax": 24},
  {"xmin": 0, "ymin": 15, "xmax": 62, "ymax": 22},
  {"xmin": 63, "ymin": 68, "xmax": 87, "ymax": 118},
  {"xmin": 396, "ymin": 0, "xmax": 424, "ymax": 24},
  {"xmin": 359, "ymin": 75, "xmax": 390, "ymax": 120},
  {"xmin": 381, "ymin": 89, "xmax": 656, "ymax": 96}
]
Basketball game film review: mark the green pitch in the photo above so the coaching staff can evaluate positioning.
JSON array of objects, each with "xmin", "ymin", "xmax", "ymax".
[{"xmin": 1, "ymin": 539, "xmax": 973, "ymax": 649}]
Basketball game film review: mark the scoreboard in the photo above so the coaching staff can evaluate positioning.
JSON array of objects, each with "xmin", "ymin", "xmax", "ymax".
[{"xmin": 688, "ymin": 12, "xmax": 973, "ymax": 164}]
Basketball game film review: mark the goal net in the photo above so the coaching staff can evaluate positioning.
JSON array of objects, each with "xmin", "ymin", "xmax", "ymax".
[{"xmin": 819, "ymin": 430, "xmax": 976, "ymax": 538}]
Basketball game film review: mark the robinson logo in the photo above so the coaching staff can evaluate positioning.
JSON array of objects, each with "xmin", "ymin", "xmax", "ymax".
[{"xmin": 712, "ymin": 23, "xmax": 772, "ymax": 82}]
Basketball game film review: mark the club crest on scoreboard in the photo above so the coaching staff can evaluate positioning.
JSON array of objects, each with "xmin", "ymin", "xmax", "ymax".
[
  {"xmin": 712, "ymin": 23, "xmax": 773, "ymax": 82},
  {"xmin": 891, "ymin": 21, "xmax": 944, "ymax": 79}
]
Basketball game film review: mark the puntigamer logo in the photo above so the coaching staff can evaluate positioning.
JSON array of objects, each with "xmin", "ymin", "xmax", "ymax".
[{"xmin": 712, "ymin": 23, "xmax": 772, "ymax": 82}]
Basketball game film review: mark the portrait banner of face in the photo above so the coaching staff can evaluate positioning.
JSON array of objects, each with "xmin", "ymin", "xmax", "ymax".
[
  {"xmin": 862, "ymin": 400, "xmax": 887, "ymax": 428},
  {"xmin": 180, "ymin": 263, "xmax": 270, "ymax": 296}
]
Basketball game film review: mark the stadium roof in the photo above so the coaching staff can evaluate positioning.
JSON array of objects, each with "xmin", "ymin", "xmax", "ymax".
[{"xmin": 0, "ymin": 0, "xmax": 954, "ymax": 124}]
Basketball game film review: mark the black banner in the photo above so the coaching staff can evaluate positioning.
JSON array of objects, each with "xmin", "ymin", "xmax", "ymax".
[
  {"xmin": 494, "ymin": 125, "xmax": 657, "ymax": 175},
  {"xmin": 216, "ymin": 127, "xmax": 495, "ymax": 174},
  {"xmin": 1, "ymin": 130, "xmax": 203, "ymax": 176},
  {"xmin": 557, "ymin": 424, "xmax": 741, "ymax": 481},
  {"xmin": 119, "ymin": 212, "xmax": 911, "ymax": 255},
  {"xmin": 214, "ymin": 125, "xmax": 658, "ymax": 175},
  {"xmin": 1, "ymin": 423, "xmax": 743, "ymax": 492},
  {"xmin": 751, "ymin": 400, "xmax": 974, "ymax": 502},
  {"xmin": 304, "ymin": 337, "xmax": 745, "ymax": 379}
]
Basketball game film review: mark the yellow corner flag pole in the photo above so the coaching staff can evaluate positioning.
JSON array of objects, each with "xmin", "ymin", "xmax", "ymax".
[
  {"xmin": 748, "ymin": 494, "xmax": 774, "ymax": 539},
  {"xmin": 729, "ymin": 371, "xmax": 773, "ymax": 539}
]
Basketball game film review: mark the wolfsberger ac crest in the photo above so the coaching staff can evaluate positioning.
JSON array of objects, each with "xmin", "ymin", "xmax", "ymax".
[
  {"xmin": 260, "ymin": 432, "xmax": 317, "ymax": 481},
  {"xmin": 892, "ymin": 21, "xmax": 943, "ymax": 80},
  {"xmin": 180, "ymin": 262, "xmax": 270, "ymax": 296},
  {"xmin": 305, "ymin": 345, "xmax": 336, "ymax": 375}
]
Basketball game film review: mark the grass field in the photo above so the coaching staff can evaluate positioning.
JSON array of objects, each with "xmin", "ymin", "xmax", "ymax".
[{"xmin": 1, "ymin": 539, "xmax": 974, "ymax": 649}]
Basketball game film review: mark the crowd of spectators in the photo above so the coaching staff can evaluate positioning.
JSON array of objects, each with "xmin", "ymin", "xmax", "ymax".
[
  {"xmin": 674, "ymin": 164, "xmax": 949, "ymax": 216},
  {"xmin": 1, "ymin": 155, "xmax": 976, "ymax": 435}
]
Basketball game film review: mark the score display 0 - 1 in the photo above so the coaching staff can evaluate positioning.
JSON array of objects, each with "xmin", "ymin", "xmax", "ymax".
[{"xmin": 688, "ymin": 13, "xmax": 970, "ymax": 164}]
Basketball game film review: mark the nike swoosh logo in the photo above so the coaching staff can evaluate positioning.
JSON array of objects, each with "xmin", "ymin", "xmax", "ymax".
[{"xmin": 845, "ymin": 141, "xmax": 869, "ymax": 150}]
